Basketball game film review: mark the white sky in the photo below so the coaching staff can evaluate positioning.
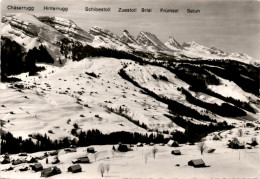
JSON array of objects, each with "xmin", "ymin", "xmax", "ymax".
[{"xmin": 1, "ymin": 0, "xmax": 260, "ymax": 59}]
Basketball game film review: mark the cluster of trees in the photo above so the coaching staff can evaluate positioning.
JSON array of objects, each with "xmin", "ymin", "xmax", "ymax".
[
  {"xmin": 166, "ymin": 114, "xmax": 233, "ymax": 143},
  {"xmin": 59, "ymin": 38, "xmax": 73, "ymax": 58},
  {"xmin": 1, "ymin": 37, "xmax": 52, "ymax": 81},
  {"xmin": 26, "ymin": 45, "xmax": 54, "ymax": 64},
  {"xmin": 77, "ymin": 130, "xmax": 165, "ymax": 146},
  {"xmin": 132, "ymin": 50, "xmax": 154, "ymax": 59},
  {"xmin": 167, "ymin": 63, "xmax": 220, "ymax": 90},
  {"xmin": 1, "ymin": 118, "xmax": 234, "ymax": 154},
  {"xmin": 167, "ymin": 99, "xmax": 214, "ymax": 122},
  {"xmin": 203, "ymin": 62, "xmax": 259, "ymax": 96},
  {"xmin": 151, "ymin": 74, "xmax": 168, "ymax": 81},
  {"xmin": 1, "ymin": 130, "xmax": 166, "ymax": 154},
  {"xmin": 1, "ymin": 37, "xmax": 31, "ymax": 81},
  {"xmin": 1, "ymin": 133, "xmax": 59, "ymax": 154},
  {"xmin": 71, "ymin": 44, "xmax": 144, "ymax": 63},
  {"xmin": 167, "ymin": 59, "xmax": 259, "ymax": 96},
  {"xmin": 181, "ymin": 88, "xmax": 247, "ymax": 117},
  {"xmin": 162, "ymin": 60, "xmax": 256, "ymax": 114}
]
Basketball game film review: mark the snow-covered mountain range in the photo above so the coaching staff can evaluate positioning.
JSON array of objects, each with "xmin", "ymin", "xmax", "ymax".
[
  {"xmin": 1, "ymin": 13, "xmax": 259, "ymax": 140},
  {"xmin": 1, "ymin": 13, "xmax": 259, "ymax": 65}
]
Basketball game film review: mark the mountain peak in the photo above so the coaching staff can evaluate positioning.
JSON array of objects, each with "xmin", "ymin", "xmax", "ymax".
[
  {"xmin": 165, "ymin": 36, "xmax": 182, "ymax": 50},
  {"xmin": 38, "ymin": 16, "xmax": 93, "ymax": 42},
  {"xmin": 89, "ymin": 26, "xmax": 116, "ymax": 39},
  {"xmin": 120, "ymin": 30, "xmax": 137, "ymax": 44},
  {"xmin": 188, "ymin": 41, "xmax": 200, "ymax": 46},
  {"xmin": 39, "ymin": 16, "xmax": 77, "ymax": 27},
  {"xmin": 136, "ymin": 31, "xmax": 170, "ymax": 51}
]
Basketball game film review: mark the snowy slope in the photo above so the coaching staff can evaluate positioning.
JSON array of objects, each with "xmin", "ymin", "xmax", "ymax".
[
  {"xmin": 1, "ymin": 58, "xmax": 189, "ymax": 140},
  {"xmin": 2, "ymin": 55, "xmax": 258, "ymax": 141}
]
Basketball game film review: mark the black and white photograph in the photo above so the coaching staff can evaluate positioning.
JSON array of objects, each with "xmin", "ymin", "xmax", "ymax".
[{"xmin": 0, "ymin": 0, "xmax": 259, "ymax": 178}]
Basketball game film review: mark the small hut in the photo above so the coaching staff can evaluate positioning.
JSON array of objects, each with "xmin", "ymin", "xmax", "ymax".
[
  {"xmin": 5, "ymin": 166, "xmax": 14, "ymax": 171},
  {"xmin": 213, "ymin": 135, "xmax": 220, "ymax": 141},
  {"xmin": 36, "ymin": 155, "xmax": 46, "ymax": 160},
  {"xmin": 31, "ymin": 163, "xmax": 43, "ymax": 172},
  {"xmin": 49, "ymin": 151, "xmax": 58, "ymax": 156},
  {"xmin": 188, "ymin": 159, "xmax": 206, "ymax": 168},
  {"xmin": 68, "ymin": 164, "xmax": 82, "ymax": 173},
  {"xmin": 41, "ymin": 168, "xmax": 52, "ymax": 177},
  {"xmin": 12, "ymin": 159, "xmax": 22, "ymax": 165},
  {"xmin": 228, "ymin": 138, "xmax": 245, "ymax": 149},
  {"xmin": 118, "ymin": 144, "xmax": 129, "ymax": 152},
  {"xmin": 207, "ymin": 148, "xmax": 216, "ymax": 153},
  {"xmin": 137, "ymin": 142, "xmax": 143, "ymax": 147},
  {"xmin": 246, "ymin": 123, "xmax": 255, "ymax": 128},
  {"xmin": 168, "ymin": 140, "xmax": 179, "ymax": 147},
  {"xmin": 26, "ymin": 156, "xmax": 37, "ymax": 163},
  {"xmin": 87, "ymin": 147, "xmax": 96, "ymax": 153},
  {"xmin": 171, "ymin": 150, "xmax": 181, "ymax": 155},
  {"xmin": 52, "ymin": 157, "xmax": 60, "ymax": 164},
  {"xmin": 0, "ymin": 157, "xmax": 10, "ymax": 164},
  {"xmin": 72, "ymin": 157, "xmax": 89, "ymax": 164},
  {"xmin": 65, "ymin": 148, "xmax": 77, "ymax": 153},
  {"xmin": 41, "ymin": 166, "xmax": 61, "ymax": 177},
  {"xmin": 187, "ymin": 142, "xmax": 195, "ymax": 145},
  {"xmin": 19, "ymin": 166, "xmax": 29, "ymax": 171}
]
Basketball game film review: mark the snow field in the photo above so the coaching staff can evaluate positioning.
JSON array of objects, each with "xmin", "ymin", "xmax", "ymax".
[{"xmin": 0, "ymin": 126, "xmax": 259, "ymax": 178}]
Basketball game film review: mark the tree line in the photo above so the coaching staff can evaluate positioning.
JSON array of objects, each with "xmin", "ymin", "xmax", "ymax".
[
  {"xmin": 1, "ymin": 130, "xmax": 166, "ymax": 154},
  {"xmin": 165, "ymin": 114, "xmax": 233, "ymax": 143},
  {"xmin": 1, "ymin": 37, "xmax": 53, "ymax": 81}
]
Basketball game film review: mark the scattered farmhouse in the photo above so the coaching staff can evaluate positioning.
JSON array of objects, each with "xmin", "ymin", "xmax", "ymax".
[
  {"xmin": 12, "ymin": 159, "xmax": 22, "ymax": 165},
  {"xmin": 171, "ymin": 150, "xmax": 181, "ymax": 155},
  {"xmin": 228, "ymin": 138, "xmax": 245, "ymax": 149},
  {"xmin": 65, "ymin": 148, "xmax": 77, "ymax": 153},
  {"xmin": 87, "ymin": 147, "xmax": 96, "ymax": 153},
  {"xmin": 213, "ymin": 135, "xmax": 221, "ymax": 141},
  {"xmin": 68, "ymin": 164, "xmax": 82, "ymax": 173},
  {"xmin": 137, "ymin": 142, "xmax": 143, "ymax": 147},
  {"xmin": 167, "ymin": 140, "xmax": 179, "ymax": 147},
  {"xmin": 72, "ymin": 156, "xmax": 90, "ymax": 164},
  {"xmin": 118, "ymin": 144, "xmax": 132, "ymax": 152},
  {"xmin": 188, "ymin": 159, "xmax": 206, "ymax": 168},
  {"xmin": 31, "ymin": 163, "xmax": 43, "ymax": 172},
  {"xmin": 207, "ymin": 148, "xmax": 216, "ymax": 153},
  {"xmin": 41, "ymin": 166, "xmax": 61, "ymax": 177},
  {"xmin": 0, "ymin": 155, "xmax": 10, "ymax": 164},
  {"xmin": 26, "ymin": 156, "xmax": 37, "ymax": 163}
]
